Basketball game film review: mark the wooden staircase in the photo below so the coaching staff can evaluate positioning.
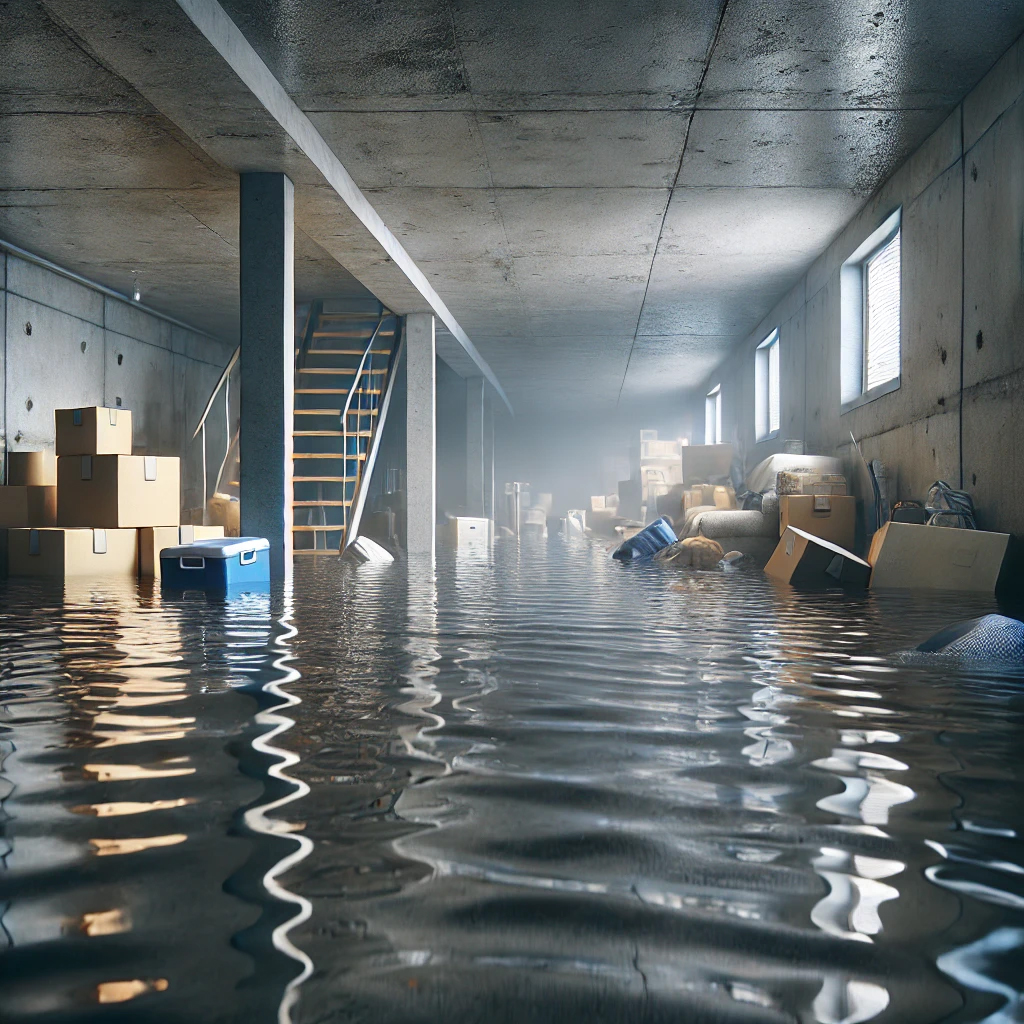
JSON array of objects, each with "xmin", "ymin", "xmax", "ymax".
[{"xmin": 292, "ymin": 299, "xmax": 401, "ymax": 553}]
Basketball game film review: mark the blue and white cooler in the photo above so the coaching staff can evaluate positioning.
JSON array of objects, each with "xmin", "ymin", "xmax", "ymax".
[{"xmin": 160, "ymin": 537, "xmax": 270, "ymax": 590}]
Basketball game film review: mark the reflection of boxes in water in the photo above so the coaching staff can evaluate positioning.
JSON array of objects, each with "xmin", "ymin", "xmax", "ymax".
[
  {"xmin": 6, "ymin": 450, "xmax": 56, "ymax": 486},
  {"xmin": 160, "ymin": 537, "xmax": 270, "ymax": 590},
  {"xmin": 447, "ymin": 516, "xmax": 493, "ymax": 548},
  {"xmin": 8, "ymin": 527, "xmax": 138, "ymax": 577},
  {"xmin": 55, "ymin": 407, "xmax": 132, "ymax": 456},
  {"xmin": 58, "ymin": 455, "xmax": 179, "ymax": 528},
  {"xmin": 139, "ymin": 525, "xmax": 226, "ymax": 577},
  {"xmin": 0, "ymin": 486, "xmax": 57, "ymax": 527}
]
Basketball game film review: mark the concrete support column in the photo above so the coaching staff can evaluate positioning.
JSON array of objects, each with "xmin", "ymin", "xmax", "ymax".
[
  {"xmin": 405, "ymin": 313, "xmax": 436, "ymax": 556},
  {"xmin": 466, "ymin": 376, "xmax": 485, "ymax": 516},
  {"xmin": 239, "ymin": 173, "xmax": 294, "ymax": 579}
]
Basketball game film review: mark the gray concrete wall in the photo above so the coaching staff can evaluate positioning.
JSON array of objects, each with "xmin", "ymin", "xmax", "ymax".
[
  {"xmin": 1, "ymin": 250, "xmax": 234, "ymax": 516},
  {"xmin": 687, "ymin": 34, "xmax": 1024, "ymax": 547}
]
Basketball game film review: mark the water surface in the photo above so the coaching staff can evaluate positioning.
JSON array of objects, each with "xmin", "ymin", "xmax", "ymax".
[{"xmin": 1, "ymin": 539, "xmax": 1023, "ymax": 1023}]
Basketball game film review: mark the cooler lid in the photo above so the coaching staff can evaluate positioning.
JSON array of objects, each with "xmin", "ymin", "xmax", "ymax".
[{"xmin": 160, "ymin": 537, "xmax": 270, "ymax": 560}]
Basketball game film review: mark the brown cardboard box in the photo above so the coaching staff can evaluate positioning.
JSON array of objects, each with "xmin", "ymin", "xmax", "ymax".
[
  {"xmin": 7, "ymin": 450, "xmax": 56, "ymax": 486},
  {"xmin": 867, "ymin": 521, "xmax": 1009, "ymax": 592},
  {"xmin": 0, "ymin": 486, "xmax": 57, "ymax": 527},
  {"xmin": 780, "ymin": 494, "xmax": 856, "ymax": 548},
  {"xmin": 766, "ymin": 526, "xmax": 871, "ymax": 586},
  {"xmin": 777, "ymin": 471, "xmax": 847, "ymax": 496},
  {"xmin": 57, "ymin": 455, "xmax": 180, "ymax": 528},
  {"xmin": 55, "ymin": 407, "xmax": 132, "ymax": 456},
  {"xmin": 8, "ymin": 527, "xmax": 138, "ymax": 577},
  {"xmin": 713, "ymin": 485, "xmax": 737, "ymax": 510},
  {"xmin": 139, "ymin": 525, "xmax": 226, "ymax": 577},
  {"xmin": 590, "ymin": 495, "xmax": 606, "ymax": 512}
]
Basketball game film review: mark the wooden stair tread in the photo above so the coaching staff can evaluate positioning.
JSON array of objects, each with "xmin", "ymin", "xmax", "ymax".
[
  {"xmin": 293, "ymin": 475, "xmax": 358, "ymax": 482},
  {"xmin": 293, "ymin": 452, "xmax": 366, "ymax": 460},
  {"xmin": 295, "ymin": 388, "xmax": 349, "ymax": 394},
  {"xmin": 293, "ymin": 500, "xmax": 352, "ymax": 507},
  {"xmin": 293, "ymin": 525, "xmax": 344, "ymax": 532},
  {"xmin": 294, "ymin": 408, "xmax": 342, "ymax": 415}
]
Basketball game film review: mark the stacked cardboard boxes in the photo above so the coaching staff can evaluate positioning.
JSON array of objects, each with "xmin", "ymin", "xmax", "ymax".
[{"xmin": 4, "ymin": 407, "xmax": 222, "ymax": 579}]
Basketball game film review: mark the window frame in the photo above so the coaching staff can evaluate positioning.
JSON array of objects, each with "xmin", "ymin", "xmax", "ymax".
[
  {"xmin": 840, "ymin": 208, "xmax": 902, "ymax": 414},
  {"xmin": 754, "ymin": 328, "xmax": 780, "ymax": 442},
  {"xmin": 705, "ymin": 384, "xmax": 722, "ymax": 445}
]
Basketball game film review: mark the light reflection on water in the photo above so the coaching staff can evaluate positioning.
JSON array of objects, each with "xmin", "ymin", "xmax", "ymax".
[{"xmin": 1, "ymin": 539, "xmax": 1023, "ymax": 1023}]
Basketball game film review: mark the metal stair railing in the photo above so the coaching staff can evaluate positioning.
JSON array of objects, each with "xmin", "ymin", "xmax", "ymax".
[
  {"xmin": 343, "ymin": 320, "xmax": 404, "ymax": 551},
  {"xmin": 192, "ymin": 344, "xmax": 240, "ymax": 506}
]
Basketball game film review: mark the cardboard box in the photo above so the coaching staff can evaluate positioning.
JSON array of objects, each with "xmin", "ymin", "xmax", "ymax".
[
  {"xmin": 445, "ymin": 516, "xmax": 492, "ymax": 549},
  {"xmin": 139, "ymin": 525, "xmax": 226, "ymax": 577},
  {"xmin": 6, "ymin": 450, "xmax": 56, "ymax": 486},
  {"xmin": 0, "ymin": 486, "xmax": 57, "ymax": 527},
  {"xmin": 640, "ymin": 439, "xmax": 680, "ymax": 461},
  {"xmin": 766, "ymin": 526, "xmax": 871, "ymax": 587},
  {"xmin": 8, "ymin": 527, "xmax": 138, "ymax": 577},
  {"xmin": 57, "ymin": 455, "xmax": 180, "ymax": 528},
  {"xmin": 777, "ymin": 471, "xmax": 847, "ymax": 496},
  {"xmin": 590, "ymin": 495, "xmax": 606, "ymax": 512},
  {"xmin": 683, "ymin": 484, "xmax": 717, "ymax": 512},
  {"xmin": 55, "ymin": 407, "xmax": 132, "ymax": 456},
  {"xmin": 713, "ymin": 485, "xmax": 737, "ymax": 510},
  {"xmin": 681, "ymin": 444, "xmax": 734, "ymax": 486},
  {"xmin": 867, "ymin": 521, "xmax": 1009, "ymax": 592},
  {"xmin": 780, "ymin": 494, "xmax": 856, "ymax": 549}
]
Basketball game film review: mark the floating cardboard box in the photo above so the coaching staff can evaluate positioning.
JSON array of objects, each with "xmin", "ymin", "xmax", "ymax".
[
  {"xmin": 55, "ymin": 407, "xmax": 132, "ymax": 456},
  {"xmin": 8, "ymin": 527, "xmax": 138, "ymax": 577},
  {"xmin": 780, "ymin": 494, "xmax": 856, "ymax": 549},
  {"xmin": 57, "ymin": 455, "xmax": 179, "ymax": 529},
  {"xmin": 766, "ymin": 526, "xmax": 871, "ymax": 586},
  {"xmin": 6, "ymin": 450, "xmax": 56, "ymax": 486},
  {"xmin": 139, "ymin": 524, "xmax": 226, "ymax": 577},
  {"xmin": 867, "ymin": 521, "xmax": 1009, "ymax": 592},
  {"xmin": 0, "ymin": 486, "xmax": 57, "ymax": 527}
]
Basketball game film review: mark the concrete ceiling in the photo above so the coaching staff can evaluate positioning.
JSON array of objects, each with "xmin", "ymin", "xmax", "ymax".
[{"xmin": 3, "ymin": 1, "xmax": 1023, "ymax": 415}]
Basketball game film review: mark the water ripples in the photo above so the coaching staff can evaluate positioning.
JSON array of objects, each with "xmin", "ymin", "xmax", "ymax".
[{"xmin": 2, "ymin": 539, "xmax": 1023, "ymax": 1023}]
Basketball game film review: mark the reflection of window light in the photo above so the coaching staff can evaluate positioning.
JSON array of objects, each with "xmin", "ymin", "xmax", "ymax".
[
  {"xmin": 705, "ymin": 384, "xmax": 722, "ymax": 444},
  {"xmin": 754, "ymin": 329, "xmax": 780, "ymax": 441}
]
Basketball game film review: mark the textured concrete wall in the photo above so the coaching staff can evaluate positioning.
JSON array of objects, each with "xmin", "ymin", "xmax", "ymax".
[
  {"xmin": 1, "ymin": 250, "xmax": 234, "ymax": 514},
  {"xmin": 689, "ymin": 34, "xmax": 1024, "ymax": 548}
]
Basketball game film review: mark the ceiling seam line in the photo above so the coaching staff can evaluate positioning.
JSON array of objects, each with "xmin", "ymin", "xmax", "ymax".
[{"xmin": 616, "ymin": 0, "xmax": 731, "ymax": 408}]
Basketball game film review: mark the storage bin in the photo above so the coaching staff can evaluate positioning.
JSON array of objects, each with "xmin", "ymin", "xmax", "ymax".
[{"xmin": 160, "ymin": 537, "xmax": 270, "ymax": 590}]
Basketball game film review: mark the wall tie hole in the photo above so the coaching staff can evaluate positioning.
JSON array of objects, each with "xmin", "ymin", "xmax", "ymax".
[
  {"xmin": 117, "ymin": 353, "xmax": 124, "ymax": 365},
  {"xmin": 25, "ymin": 398, "xmax": 33, "ymax": 411},
  {"xmin": 80, "ymin": 341, "xmax": 87, "ymax": 353},
  {"xmin": 24, "ymin": 322, "xmax": 32, "ymax": 335}
]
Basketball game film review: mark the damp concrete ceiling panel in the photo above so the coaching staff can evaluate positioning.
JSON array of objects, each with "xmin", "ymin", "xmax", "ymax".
[
  {"xmin": 512, "ymin": 254, "xmax": 651, "ymax": 313},
  {"xmin": 306, "ymin": 112, "xmax": 491, "ymax": 188},
  {"xmin": 620, "ymin": 335, "xmax": 736, "ymax": 400},
  {"xmin": 449, "ymin": 0, "xmax": 721, "ymax": 110},
  {"xmin": 476, "ymin": 111, "xmax": 692, "ymax": 188},
  {"xmin": 701, "ymin": 0, "xmax": 1024, "ymax": 110},
  {"xmin": 528, "ymin": 310, "xmax": 646, "ymax": 338},
  {"xmin": 495, "ymin": 188, "xmax": 670, "ymax": 259},
  {"xmin": 680, "ymin": 107, "xmax": 949, "ymax": 193},
  {"xmin": 361, "ymin": 187, "xmax": 510, "ymax": 263}
]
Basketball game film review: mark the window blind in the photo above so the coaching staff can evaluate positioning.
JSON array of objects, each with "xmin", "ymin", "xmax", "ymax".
[
  {"xmin": 864, "ymin": 230, "xmax": 901, "ymax": 390},
  {"xmin": 705, "ymin": 387, "xmax": 721, "ymax": 444},
  {"xmin": 768, "ymin": 335, "xmax": 780, "ymax": 433}
]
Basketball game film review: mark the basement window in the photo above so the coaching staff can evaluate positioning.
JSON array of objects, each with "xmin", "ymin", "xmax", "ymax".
[
  {"xmin": 841, "ymin": 208, "xmax": 902, "ymax": 411},
  {"xmin": 705, "ymin": 384, "xmax": 722, "ymax": 444},
  {"xmin": 755, "ymin": 329, "xmax": 780, "ymax": 442}
]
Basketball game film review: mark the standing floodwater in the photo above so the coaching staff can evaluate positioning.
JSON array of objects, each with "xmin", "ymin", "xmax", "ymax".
[{"xmin": 1, "ymin": 539, "xmax": 1023, "ymax": 1023}]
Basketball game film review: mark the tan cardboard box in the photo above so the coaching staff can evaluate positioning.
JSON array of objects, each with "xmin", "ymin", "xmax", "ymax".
[
  {"xmin": 0, "ymin": 486, "xmax": 57, "ymax": 527},
  {"xmin": 780, "ymin": 494, "xmax": 856, "ymax": 548},
  {"xmin": 55, "ymin": 407, "xmax": 132, "ymax": 456},
  {"xmin": 868, "ymin": 521, "xmax": 1009, "ymax": 592},
  {"xmin": 713, "ymin": 485, "xmax": 737, "ymax": 510},
  {"xmin": 139, "ymin": 524, "xmax": 226, "ymax": 577},
  {"xmin": 766, "ymin": 526, "xmax": 870, "ymax": 586},
  {"xmin": 777, "ymin": 471, "xmax": 847, "ymax": 496},
  {"xmin": 7, "ymin": 450, "xmax": 56, "ymax": 486},
  {"xmin": 8, "ymin": 527, "xmax": 138, "ymax": 577},
  {"xmin": 58, "ymin": 455, "xmax": 180, "ymax": 529}
]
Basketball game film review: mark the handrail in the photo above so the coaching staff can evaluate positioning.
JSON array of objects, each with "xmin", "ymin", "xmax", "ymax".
[
  {"xmin": 192, "ymin": 344, "xmax": 239, "ymax": 441},
  {"xmin": 343, "ymin": 320, "xmax": 404, "ymax": 550},
  {"xmin": 339, "ymin": 315, "xmax": 387, "ymax": 536}
]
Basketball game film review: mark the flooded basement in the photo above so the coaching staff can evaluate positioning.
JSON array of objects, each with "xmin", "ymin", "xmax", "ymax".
[{"xmin": 1, "ymin": 539, "xmax": 1023, "ymax": 1024}]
